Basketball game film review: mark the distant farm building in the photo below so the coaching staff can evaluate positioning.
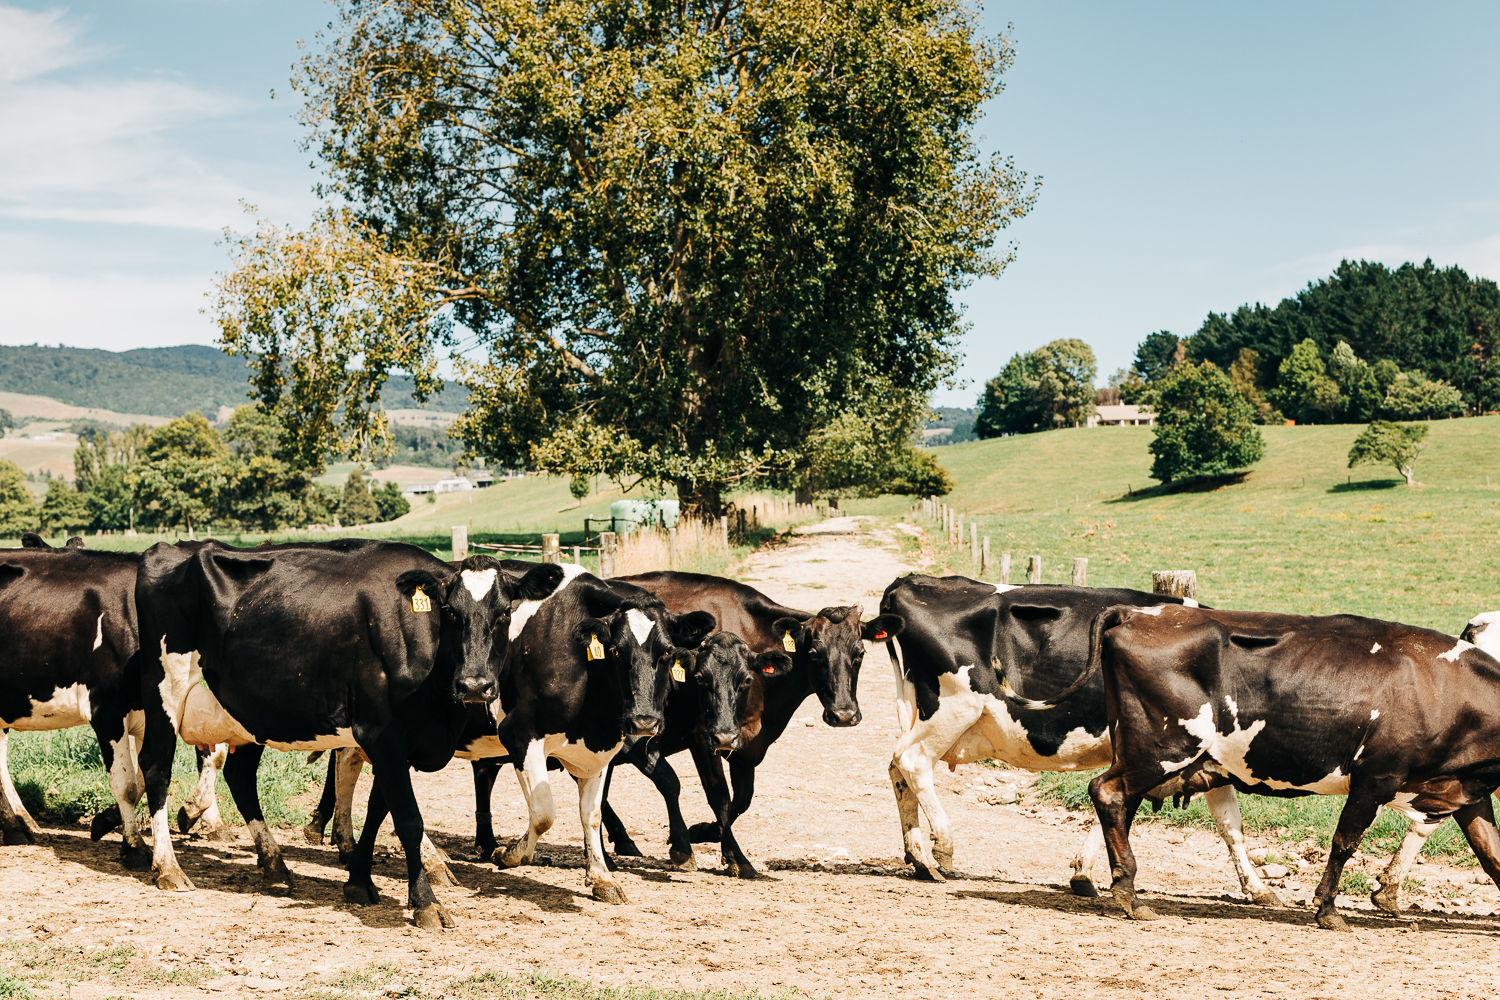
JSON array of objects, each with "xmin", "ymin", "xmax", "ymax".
[
  {"xmin": 1087, "ymin": 404, "xmax": 1155, "ymax": 427},
  {"xmin": 405, "ymin": 476, "xmax": 479, "ymax": 496}
]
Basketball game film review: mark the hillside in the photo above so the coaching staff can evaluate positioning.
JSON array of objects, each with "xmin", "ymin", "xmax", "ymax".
[
  {"xmin": 847, "ymin": 417, "xmax": 1500, "ymax": 632},
  {"xmin": 0, "ymin": 344, "xmax": 466, "ymax": 418}
]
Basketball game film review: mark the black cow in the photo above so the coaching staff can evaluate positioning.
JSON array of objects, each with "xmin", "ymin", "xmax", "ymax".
[
  {"xmin": 586, "ymin": 571, "xmax": 900, "ymax": 877},
  {"xmin": 878, "ymin": 575, "xmax": 1277, "ymax": 902},
  {"xmin": 1083, "ymin": 603, "xmax": 1500, "ymax": 930},
  {"xmin": 0, "ymin": 544, "xmax": 153, "ymax": 861},
  {"xmin": 135, "ymin": 539, "xmax": 561, "ymax": 928}
]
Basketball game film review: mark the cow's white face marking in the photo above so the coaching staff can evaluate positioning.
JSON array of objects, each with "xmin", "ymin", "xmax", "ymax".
[
  {"xmin": 1182, "ymin": 597, "xmax": 1200, "ymax": 608},
  {"xmin": 1466, "ymin": 612, "xmax": 1500, "ymax": 658},
  {"xmin": 1174, "ymin": 701, "xmax": 1351, "ymax": 794},
  {"xmin": 1438, "ymin": 640, "xmax": 1475, "ymax": 663},
  {"xmin": 1371, "ymin": 710, "xmax": 1380, "ymax": 720},
  {"xmin": 6, "ymin": 683, "xmax": 93, "ymax": 730},
  {"xmin": 1370, "ymin": 642, "xmax": 1382, "ymax": 654},
  {"xmin": 93, "ymin": 613, "xmax": 104, "ymax": 652},
  {"xmin": 626, "ymin": 608, "xmax": 654, "ymax": 645},
  {"xmin": 1136, "ymin": 605, "xmax": 1164, "ymax": 616},
  {"xmin": 510, "ymin": 562, "xmax": 588, "ymax": 641},
  {"xmin": 460, "ymin": 568, "xmax": 498, "ymax": 603}
]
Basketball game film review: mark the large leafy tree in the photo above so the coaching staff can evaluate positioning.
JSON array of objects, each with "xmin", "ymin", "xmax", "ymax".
[
  {"xmin": 216, "ymin": 0, "xmax": 1036, "ymax": 515},
  {"xmin": 0, "ymin": 461, "xmax": 37, "ymax": 538},
  {"xmin": 133, "ymin": 412, "xmax": 231, "ymax": 537},
  {"xmin": 974, "ymin": 338, "xmax": 1096, "ymax": 436},
  {"xmin": 1148, "ymin": 361, "xmax": 1265, "ymax": 484},
  {"xmin": 1348, "ymin": 420, "xmax": 1428, "ymax": 487}
]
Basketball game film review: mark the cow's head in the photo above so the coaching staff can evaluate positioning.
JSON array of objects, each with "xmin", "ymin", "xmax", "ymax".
[
  {"xmin": 399, "ymin": 556, "xmax": 564, "ymax": 704},
  {"xmin": 772, "ymin": 606, "xmax": 904, "ymax": 727},
  {"xmin": 674, "ymin": 632, "xmax": 789, "ymax": 755},
  {"xmin": 575, "ymin": 596, "xmax": 716, "ymax": 738},
  {"xmin": 1462, "ymin": 611, "xmax": 1500, "ymax": 659}
]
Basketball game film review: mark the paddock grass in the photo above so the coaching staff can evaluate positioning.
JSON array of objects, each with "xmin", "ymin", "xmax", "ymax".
[{"xmin": 6, "ymin": 727, "xmax": 323, "ymax": 828}]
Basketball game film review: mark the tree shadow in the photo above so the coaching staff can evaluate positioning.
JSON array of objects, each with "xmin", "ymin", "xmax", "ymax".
[
  {"xmin": 1107, "ymin": 473, "xmax": 1250, "ymax": 503},
  {"xmin": 1328, "ymin": 479, "xmax": 1402, "ymax": 493}
]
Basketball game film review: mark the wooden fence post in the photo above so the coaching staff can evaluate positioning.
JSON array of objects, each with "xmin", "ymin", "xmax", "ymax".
[
  {"xmin": 981, "ymin": 536, "xmax": 991, "ymax": 576},
  {"xmin": 1071, "ymin": 557, "xmax": 1088, "ymax": 587},
  {"xmin": 599, "ymin": 532, "xmax": 616, "ymax": 579},
  {"xmin": 572, "ymin": 544, "xmax": 581, "ymax": 565},
  {"xmin": 1152, "ymin": 569, "xmax": 1198, "ymax": 601},
  {"xmin": 541, "ymin": 533, "xmax": 560, "ymax": 565},
  {"xmin": 668, "ymin": 527, "xmax": 678, "ymax": 570},
  {"xmin": 999, "ymin": 552, "xmax": 1011, "ymax": 585},
  {"xmin": 1027, "ymin": 555, "xmax": 1042, "ymax": 585},
  {"xmin": 970, "ymin": 522, "xmax": 979, "ymax": 563},
  {"xmin": 451, "ymin": 525, "xmax": 468, "ymax": 561},
  {"xmin": 719, "ymin": 515, "xmax": 729, "ymax": 548}
]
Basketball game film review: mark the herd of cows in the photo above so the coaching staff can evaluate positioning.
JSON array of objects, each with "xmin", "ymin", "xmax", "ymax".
[{"xmin": 1, "ymin": 532, "xmax": 1499, "ymax": 937}]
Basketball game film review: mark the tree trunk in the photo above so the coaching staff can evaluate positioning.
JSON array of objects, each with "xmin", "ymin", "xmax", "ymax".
[
  {"xmin": 677, "ymin": 479, "xmax": 725, "ymax": 520},
  {"xmin": 794, "ymin": 484, "xmax": 813, "ymax": 505}
]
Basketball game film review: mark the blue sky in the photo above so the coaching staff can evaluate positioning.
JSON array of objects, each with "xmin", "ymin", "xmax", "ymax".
[{"xmin": 2, "ymin": 2, "xmax": 1497, "ymax": 407}]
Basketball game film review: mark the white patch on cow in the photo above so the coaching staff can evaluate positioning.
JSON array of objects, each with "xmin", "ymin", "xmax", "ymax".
[
  {"xmin": 157, "ymin": 639, "xmax": 256, "ymax": 747},
  {"xmin": 93, "ymin": 613, "xmax": 104, "ymax": 652},
  {"xmin": 1182, "ymin": 597, "xmax": 1200, "ymax": 608},
  {"xmin": 626, "ymin": 608, "xmax": 655, "ymax": 646},
  {"xmin": 1136, "ymin": 605, "xmax": 1165, "ymax": 616},
  {"xmin": 1224, "ymin": 694, "xmax": 1238, "ymax": 718},
  {"xmin": 1354, "ymin": 744, "xmax": 1365, "ymax": 759},
  {"xmin": 460, "ymin": 567, "xmax": 499, "ymax": 602},
  {"xmin": 1438, "ymin": 640, "xmax": 1475, "ymax": 663},
  {"xmin": 1466, "ymin": 611, "xmax": 1500, "ymax": 658},
  {"xmin": 1175, "ymin": 701, "xmax": 1350, "ymax": 794},
  {"xmin": 993, "ymin": 584, "xmax": 1020, "ymax": 594},
  {"xmin": 934, "ymin": 665, "xmax": 1111, "ymax": 772},
  {"xmin": 509, "ymin": 562, "xmax": 588, "ymax": 641},
  {"xmin": 1370, "ymin": 642, "xmax": 1382, "ymax": 654},
  {"xmin": 1385, "ymin": 791, "xmax": 1428, "ymax": 824},
  {"xmin": 1371, "ymin": 709, "xmax": 1380, "ymax": 720},
  {"xmin": 455, "ymin": 734, "xmax": 509, "ymax": 761},
  {"xmin": 8, "ymin": 683, "xmax": 93, "ymax": 730},
  {"xmin": 264, "ymin": 726, "xmax": 356, "ymax": 753}
]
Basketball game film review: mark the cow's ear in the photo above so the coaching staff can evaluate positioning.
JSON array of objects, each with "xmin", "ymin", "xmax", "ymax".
[
  {"xmin": 516, "ymin": 562, "xmax": 565, "ymax": 600},
  {"xmin": 65, "ymin": 536, "xmax": 85, "ymax": 549},
  {"xmin": 665, "ymin": 648, "xmax": 694, "ymax": 685},
  {"xmin": 573, "ymin": 619, "xmax": 611, "ymax": 660},
  {"xmin": 209, "ymin": 552, "xmax": 276, "ymax": 582},
  {"xmin": 753, "ymin": 650, "xmax": 793, "ymax": 677},
  {"xmin": 772, "ymin": 617, "xmax": 804, "ymax": 652},
  {"xmin": 20, "ymin": 533, "xmax": 49, "ymax": 549},
  {"xmin": 396, "ymin": 570, "xmax": 449, "ymax": 610},
  {"xmin": 862, "ymin": 614, "xmax": 904, "ymax": 642},
  {"xmin": 668, "ymin": 610, "xmax": 716, "ymax": 648}
]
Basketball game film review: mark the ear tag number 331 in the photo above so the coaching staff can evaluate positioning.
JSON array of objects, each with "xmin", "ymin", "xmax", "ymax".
[{"xmin": 411, "ymin": 587, "xmax": 432, "ymax": 613}]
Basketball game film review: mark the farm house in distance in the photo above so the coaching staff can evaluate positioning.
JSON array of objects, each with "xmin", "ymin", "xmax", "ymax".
[
  {"xmin": 404, "ymin": 472, "xmax": 495, "ymax": 496},
  {"xmin": 1087, "ymin": 404, "xmax": 1155, "ymax": 427}
]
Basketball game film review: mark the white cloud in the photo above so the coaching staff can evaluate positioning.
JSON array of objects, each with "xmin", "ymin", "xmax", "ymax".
[
  {"xmin": 0, "ymin": 4, "xmax": 307, "ymax": 232},
  {"xmin": 0, "ymin": 269, "xmax": 218, "ymax": 349}
]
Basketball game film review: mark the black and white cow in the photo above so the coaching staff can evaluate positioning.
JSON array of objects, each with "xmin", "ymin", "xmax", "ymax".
[
  {"xmin": 135, "ymin": 539, "xmax": 561, "ymax": 928},
  {"xmin": 1084, "ymin": 604, "xmax": 1500, "ymax": 930},
  {"xmin": 879, "ymin": 575, "xmax": 1277, "ymax": 904},
  {"xmin": 0, "ymin": 545, "xmax": 158, "ymax": 861}
]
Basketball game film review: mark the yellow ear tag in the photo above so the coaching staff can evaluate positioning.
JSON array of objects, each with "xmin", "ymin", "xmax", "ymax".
[
  {"xmin": 411, "ymin": 587, "xmax": 432, "ymax": 613},
  {"xmin": 671, "ymin": 660, "xmax": 686, "ymax": 683},
  {"xmin": 782, "ymin": 632, "xmax": 796, "ymax": 653},
  {"xmin": 587, "ymin": 635, "xmax": 605, "ymax": 661}
]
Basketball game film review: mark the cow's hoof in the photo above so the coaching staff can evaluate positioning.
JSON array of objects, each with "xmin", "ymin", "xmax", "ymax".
[
  {"xmin": 121, "ymin": 845, "xmax": 152, "ymax": 871},
  {"xmin": 176, "ymin": 807, "xmax": 199, "ymax": 835},
  {"xmin": 3, "ymin": 827, "xmax": 34, "ymax": 846},
  {"xmin": 412, "ymin": 904, "xmax": 453, "ymax": 930},
  {"xmin": 735, "ymin": 862, "xmax": 760, "ymax": 880},
  {"xmin": 592, "ymin": 882, "xmax": 629, "ymax": 905},
  {"xmin": 343, "ymin": 882, "xmax": 380, "ymax": 905},
  {"xmin": 303, "ymin": 825, "xmax": 324, "ymax": 846},
  {"xmin": 687, "ymin": 822, "xmax": 721, "ymax": 843},
  {"xmin": 156, "ymin": 869, "xmax": 195, "ymax": 892},
  {"xmin": 613, "ymin": 840, "xmax": 644, "ymax": 858},
  {"xmin": 670, "ymin": 849, "xmax": 697, "ymax": 871},
  {"xmin": 1128, "ymin": 906, "xmax": 1160, "ymax": 922},
  {"xmin": 933, "ymin": 850, "xmax": 955, "ymax": 868},
  {"xmin": 90, "ymin": 808, "xmax": 122, "ymax": 841},
  {"xmin": 496, "ymin": 845, "xmax": 531, "ymax": 869},
  {"xmin": 912, "ymin": 863, "xmax": 946, "ymax": 883},
  {"xmin": 1251, "ymin": 889, "xmax": 1285, "ymax": 907},
  {"xmin": 1070, "ymin": 875, "xmax": 1099, "ymax": 898},
  {"xmin": 1370, "ymin": 887, "xmax": 1401, "ymax": 914},
  {"xmin": 903, "ymin": 849, "xmax": 916, "ymax": 864},
  {"xmin": 1316, "ymin": 911, "xmax": 1351, "ymax": 932},
  {"xmin": 261, "ymin": 864, "xmax": 294, "ymax": 889},
  {"xmin": 427, "ymin": 864, "xmax": 458, "ymax": 888}
]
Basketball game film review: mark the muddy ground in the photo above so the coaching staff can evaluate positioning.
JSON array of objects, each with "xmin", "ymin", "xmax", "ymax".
[{"xmin": 1, "ymin": 518, "xmax": 1497, "ymax": 998}]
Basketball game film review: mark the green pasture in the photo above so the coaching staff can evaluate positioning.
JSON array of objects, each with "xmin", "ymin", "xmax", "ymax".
[{"xmin": 850, "ymin": 416, "xmax": 1500, "ymax": 632}]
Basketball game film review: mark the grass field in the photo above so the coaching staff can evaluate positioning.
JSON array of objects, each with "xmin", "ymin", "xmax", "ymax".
[{"xmin": 852, "ymin": 416, "xmax": 1500, "ymax": 632}]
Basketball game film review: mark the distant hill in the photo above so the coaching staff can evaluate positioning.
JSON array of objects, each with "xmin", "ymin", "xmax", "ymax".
[{"xmin": 0, "ymin": 344, "xmax": 465, "ymax": 418}]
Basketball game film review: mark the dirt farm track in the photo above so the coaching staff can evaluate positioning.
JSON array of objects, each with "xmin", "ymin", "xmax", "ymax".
[{"xmin": 3, "ymin": 519, "xmax": 1499, "ymax": 999}]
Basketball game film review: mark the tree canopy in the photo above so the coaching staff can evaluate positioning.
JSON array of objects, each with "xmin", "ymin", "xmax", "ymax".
[
  {"xmin": 1147, "ymin": 361, "xmax": 1265, "ymax": 484},
  {"xmin": 974, "ymin": 339, "xmax": 1096, "ymax": 437},
  {"xmin": 1348, "ymin": 420, "xmax": 1428, "ymax": 487},
  {"xmin": 216, "ymin": 0, "xmax": 1037, "ymax": 514}
]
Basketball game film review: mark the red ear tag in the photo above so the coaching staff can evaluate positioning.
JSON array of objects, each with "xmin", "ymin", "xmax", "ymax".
[
  {"xmin": 873, "ymin": 630, "xmax": 888, "ymax": 640},
  {"xmin": 762, "ymin": 664, "xmax": 776, "ymax": 673}
]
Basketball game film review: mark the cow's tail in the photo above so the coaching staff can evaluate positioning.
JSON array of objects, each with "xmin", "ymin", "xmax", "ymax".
[
  {"xmin": 886, "ymin": 635, "xmax": 916, "ymax": 732},
  {"xmin": 1005, "ymin": 605, "xmax": 1131, "ymax": 712}
]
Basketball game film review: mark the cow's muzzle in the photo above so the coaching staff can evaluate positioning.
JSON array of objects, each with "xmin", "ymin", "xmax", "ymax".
[
  {"xmin": 629, "ymin": 716, "xmax": 661, "ymax": 738},
  {"xmin": 823, "ymin": 706, "xmax": 860, "ymax": 727},
  {"xmin": 454, "ymin": 677, "xmax": 497, "ymax": 704},
  {"xmin": 711, "ymin": 731, "xmax": 738, "ymax": 756}
]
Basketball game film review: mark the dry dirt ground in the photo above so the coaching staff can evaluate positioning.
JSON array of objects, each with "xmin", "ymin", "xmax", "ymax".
[{"xmin": 3, "ymin": 518, "xmax": 1499, "ymax": 998}]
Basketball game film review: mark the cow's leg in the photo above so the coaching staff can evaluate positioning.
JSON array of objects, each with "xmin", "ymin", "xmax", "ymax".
[
  {"xmin": 576, "ymin": 768, "xmax": 628, "ymax": 903},
  {"xmin": 888, "ymin": 698, "xmax": 983, "ymax": 880},
  {"xmin": 689, "ymin": 746, "xmax": 758, "ymax": 878},
  {"xmin": 221, "ymin": 744, "xmax": 293, "ymax": 889},
  {"xmin": 1311, "ymin": 781, "xmax": 1392, "ymax": 932},
  {"xmin": 618, "ymin": 744, "xmax": 695, "ymax": 867},
  {"xmin": 140, "ymin": 673, "xmax": 192, "ymax": 892},
  {"xmin": 1205, "ymin": 785, "xmax": 1282, "ymax": 906},
  {"xmin": 719, "ymin": 757, "xmax": 760, "ymax": 879},
  {"xmin": 329, "ymin": 747, "xmax": 365, "ymax": 863},
  {"xmin": 0, "ymin": 730, "xmax": 40, "ymax": 845},
  {"xmin": 366, "ymin": 738, "xmax": 452, "ymax": 930},
  {"xmin": 1090, "ymin": 766, "xmax": 1153, "ymax": 920},
  {"xmin": 343, "ymin": 779, "xmax": 388, "ymax": 906},
  {"xmin": 1454, "ymin": 797, "xmax": 1500, "ymax": 891},
  {"xmin": 1068, "ymin": 818, "xmax": 1104, "ymax": 897},
  {"xmin": 418, "ymin": 832, "xmax": 458, "ymax": 888},
  {"xmin": 599, "ymin": 762, "xmax": 639, "ymax": 857},
  {"xmin": 1372, "ymin": 817, "xmax": 1440, "ymax": 913},
  {"xmin": 93, "ymin": 709, "xmax": 149, "ymax": 867},
  {"xmin": 471, "ymin": 759, "xmax": 502, "ymax": 860},
  {"xmin": 177, "ymin": 745, "xmax": 229, "ymax": 839},
  {"xmin": 303, "ymin": 753, "xmax": 338, "ymax": 846},
  {"xmin": 497, "ymin": 741, "xmax": 555, "ymax": 868}
]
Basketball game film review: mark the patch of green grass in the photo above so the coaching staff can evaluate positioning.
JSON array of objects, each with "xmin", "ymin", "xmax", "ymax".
[
  {"xmin": 7, "ymin": 727, "xmax": 323, "ymax": 828},
  {"xmin": 0, "ymin": 971, "xmax": 32, "ymax": 999},
  {"xmin": 0, "ymin": 941, "xmax": 219, "ymax": 996},
  {"xmin": 293, "ymin": 963, "xmax": 806, "ymax": 1000},
  {"xmin": 1338, "ymin": 870, "xmax": 1374, "ymax": 895},
  {"xmin": 1402, "ymin": 876, "xmax": 1425, "ymax": 893},
  {"xmin": 1033, "ymin": 768, "xmax": 1480, "ymax": 861}
]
